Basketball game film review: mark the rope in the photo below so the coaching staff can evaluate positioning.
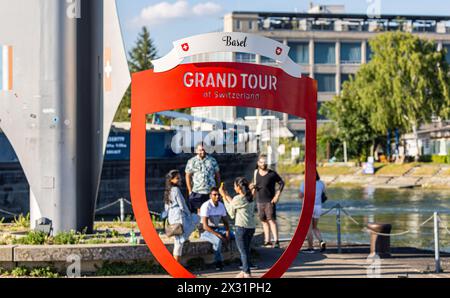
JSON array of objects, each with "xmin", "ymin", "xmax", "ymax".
[
  {"xmin": 438, "ymin": 215, "xmax": 450, "ymax": 235},
  {"xmin": 320, "ymin": 204, "xmax": 339, "ymax": 216},
  {"xmin": 0, "ymin": 208, "xmax": 18, "ymax": 217},
  {"xmin": 94, "ymin": 200, "xmax": 121, "ymax": 212},
  {"xmin": 362, "ymin": 214, "xmax": 436, "ymax": 237},
  {"xmin": 122, "ymin": 198, "xmax": 161, "ymax": 217},
  {"xmin": 340, "ymin": 208, "xmax": 362, "ymax": 226}
]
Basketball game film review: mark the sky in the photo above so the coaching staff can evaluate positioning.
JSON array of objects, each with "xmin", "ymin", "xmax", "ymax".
[{"xmin": 116, "ymin": 0, "xmax": 450, "ymax": 56}]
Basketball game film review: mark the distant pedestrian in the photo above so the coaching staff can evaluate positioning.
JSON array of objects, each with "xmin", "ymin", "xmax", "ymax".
[
  {"xmin": 186, "ymin": 142, "xmax": 221, "ymax": 214},
  {"xmin": 220, "ymin": 177, "xmax": 256, "ymax": 278},
  {"xmin": 199, "ymin": 187, "xmax": 231, "ymax": 271},
  {"xmin": 164, "ymin": 170, "xmax": 195, "ymax": 263},
  {"xmin": 250, "ymin": 155, "xmax": 285, "ymax": 248},
  {"xmin": 299, "ymin": 170, "xmax": 327, "ymax": 253}
]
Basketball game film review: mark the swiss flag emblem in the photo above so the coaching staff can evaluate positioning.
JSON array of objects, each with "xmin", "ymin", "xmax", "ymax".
[
  {"xmin": 181, "ymin": 43, "xmax": 190, "ymax": 52},
  {"xmin": 276, "ymin": 47, "xmax": 283, "ymax": 56}
]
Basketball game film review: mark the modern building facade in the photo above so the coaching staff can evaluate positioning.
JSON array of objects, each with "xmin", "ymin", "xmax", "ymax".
[{"xmin": 191, "ymin": 4, "xmax": 450, "ymax": 138}]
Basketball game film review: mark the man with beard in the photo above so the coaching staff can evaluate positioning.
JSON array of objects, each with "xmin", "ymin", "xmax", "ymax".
[{"xmin": 251, "ymin": 154, "xmax": 285, "ymax": 248}]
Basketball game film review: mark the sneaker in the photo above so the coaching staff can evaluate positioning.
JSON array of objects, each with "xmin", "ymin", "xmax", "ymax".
[
  {"xmin": 263, "ymin": 241, "xmax": 272, "ymax": 248},
  {"xmin": 215, "ymin": 261, "xmax": 224, "ymax": 271},
  {"xmin": 273, "ymin": 241, "xmax": 280, "ymax": 249},
  {"xmin": 239, "ymin": 264, "xmax": 259, "ymax": 270},
  {"xmin": 320, "ymin": 241, "xmax": 327, "ymax": 252},
  {"xmin": 302, "ymin": 248, "xmax": 315, "ymax": 254}
]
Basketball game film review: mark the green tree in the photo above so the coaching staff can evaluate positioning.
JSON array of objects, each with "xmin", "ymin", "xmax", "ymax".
[
  {"xmin": 321, "ymin": 75, "xmax": 379, "ymax": 161},
  {"xmin": 114, "ymin": 27, "xmax": 158, "ymax": 122},
  {"xmin": 323, "ymin": 32, "xmax": 450, "ymax": 160}
]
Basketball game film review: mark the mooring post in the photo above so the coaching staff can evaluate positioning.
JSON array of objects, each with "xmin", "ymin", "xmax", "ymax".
[
  {"xmin": 337, "ymin": 204, "xmax": 342, "ymax": 254},
  {"xmin": 434, "ymin": 212, "xmax": 441, "ymax": 273},
  {"xmin": 120, "ymin": 198, "xmax": 125, "ymax": 222}
]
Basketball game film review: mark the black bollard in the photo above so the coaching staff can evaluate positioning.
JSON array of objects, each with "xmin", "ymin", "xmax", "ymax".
[{"xmin": 367, "ymin": 223, "xmax": 392, "ymax": 258}]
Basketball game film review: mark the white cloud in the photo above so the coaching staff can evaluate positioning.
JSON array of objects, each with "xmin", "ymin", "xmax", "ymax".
[
  {"xmin": 133, "ymin": 0, "xmax": 222, "ymax": 26},
  {"xmin": 192, "ymin": 2, "xmax": 222, "ymax": 16}
]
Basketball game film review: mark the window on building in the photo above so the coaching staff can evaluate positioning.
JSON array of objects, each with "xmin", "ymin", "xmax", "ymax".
[
  {"xmin": 316, "ymin": 74, "xmax": 336, "ymax": 92},
  {"xmin": 235, "ymin": 52, "xmax": 256, "ymax": 63},
  {"xmin": 366, "ymin": 43, "xmax": 373, "ymax": 62},
  {"xmin": 261, "ymin": 109, "xmax": 284, "ymax": 120},
  {"xmin": 288, "ymin": 42, "xmax": 309, "ymax": 64},
  {"xmin": 341, "ymin": 42, "xmax": 362, "ymax": 64},
  {"xmin": 314, "ymin": 42, "xmax": 336, "ymax": 64},
  {"xmin": 236, "ymin": 107, "xmax": 256, "ymax": 119},
  {"xmin": 317, "ymin": 102, "xmax": 328, "ymax": 120},
  {"xmin": 341, "ymin": 73, "xmax": 353, "ymax": 88},
  {"xmin": 260, "ymin": 56, "xmax": 276, "ymax": 64},
  {"xmin": 249, "ymin": 21, "xmax": 253, "ymax": 30},
  {"xmin": 236, "ymin": 20, "xmax": 241, "ymax": 30},
  {"xmin": 444, "ymin": 45, "xmax": 450, "ymax": 64}
]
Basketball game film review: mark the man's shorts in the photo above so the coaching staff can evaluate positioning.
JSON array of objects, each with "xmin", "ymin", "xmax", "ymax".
[
  {"xmin": 257, "ymin": 202, "xmax": 277, "ymax": 221},
  {"xmin": 188, "ymin": 192, "xmax": 210, "ymax": 213}
]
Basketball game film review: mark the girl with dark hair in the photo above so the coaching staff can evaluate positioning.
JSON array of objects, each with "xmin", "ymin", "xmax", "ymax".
[
  {"xmin": 219, "ymin": 177, "xmax": 256, "ymax": 278},
  {"xmin": 164, "ymin": 170, "xmax": 195, "ymax": 262}
]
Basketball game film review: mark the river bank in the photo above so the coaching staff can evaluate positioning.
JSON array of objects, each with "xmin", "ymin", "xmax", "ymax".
[{"xmin": 279, "ymin": 163, "xmax": 450, "ymax": 189}]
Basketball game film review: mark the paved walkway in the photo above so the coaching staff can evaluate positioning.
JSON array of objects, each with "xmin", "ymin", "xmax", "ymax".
[{"xmin": 110, "ymin": 244, "xmax": 450, "ymax": 278}]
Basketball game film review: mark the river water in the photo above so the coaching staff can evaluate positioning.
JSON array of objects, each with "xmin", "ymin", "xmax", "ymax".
[{"xmin": 274, "ymin": 187, "xmax": 450, "ymax": 252}]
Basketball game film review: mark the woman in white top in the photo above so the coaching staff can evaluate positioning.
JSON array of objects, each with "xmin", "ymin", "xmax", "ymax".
[{"xmin": 299, "ymin": 171, "xmax": 326, "ymax": 253}]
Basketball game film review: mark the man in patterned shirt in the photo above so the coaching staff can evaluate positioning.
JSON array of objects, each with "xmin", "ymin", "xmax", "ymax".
[{"xmin": 186, "ymin": 143, "xmax": 221, "ymax": 214}]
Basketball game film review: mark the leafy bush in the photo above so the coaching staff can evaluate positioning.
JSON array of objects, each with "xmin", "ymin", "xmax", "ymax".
[
  {"xmin": 10, "ymin": 266, "xmax": 29, "ymax": 277},
  {"xmin": 12, "ymin": 231, "xmax": 47, "ymax": 245},
  {"xmin": 29, "ymin": 267, "xmax": 59, "ymax": 278},
  {"xmin": 95, "ymin": 261, "xmax": 165, "ymax": 276},
  {"xmin": 13, "ymin": 213, "xmax": 30, "ymax": 229},
  {"xmin": 431, "ymin": 155, "xmax": 449, "ymax": 164},
  {"xmin": 53, "ymin": 230, "xmax": 85, "ymax": 245},
  {"xmin": 420, "ymin": 155, "xmax": 450, "ymax": 164},
  {"xmin": 1, "ymin": 266, "xmax": 59, "ymax": 278}
]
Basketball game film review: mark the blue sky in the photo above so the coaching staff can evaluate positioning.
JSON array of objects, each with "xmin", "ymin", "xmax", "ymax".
[{"xmin": 116, "ymin": 0, "xmax": 450, "ymax": 56}]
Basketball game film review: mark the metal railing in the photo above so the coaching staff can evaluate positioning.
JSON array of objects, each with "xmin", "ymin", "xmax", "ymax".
[{"xmin": 320, "ymin": 203, "xmax": 449, "ymax": 273}]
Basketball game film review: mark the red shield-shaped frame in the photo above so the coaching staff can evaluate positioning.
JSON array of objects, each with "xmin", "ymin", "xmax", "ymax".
[{"xmin": 130, "ymin": 62, "xmax": 317, "ymax": 278}]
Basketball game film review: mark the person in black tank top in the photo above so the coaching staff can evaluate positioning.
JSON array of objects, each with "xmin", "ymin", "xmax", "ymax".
[{"xmin": 250, "ymin": 155, "xmax": 285, "ymax": 248}]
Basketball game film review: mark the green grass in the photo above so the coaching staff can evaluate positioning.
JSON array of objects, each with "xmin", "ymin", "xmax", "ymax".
[
  {"xmin": 410, "ymin": 165, "xmax": 440, "ymax": 177},
  {"xmin": 277, "ymin": 163, "xmax": 305, "ymax": 174},
  {"xmin": 318, "ymin": 166, "xmax": 356, "ymax": 176},
  {"xmin": 375, "ymin": 163, "xmax": 417, "ymax": 176}
]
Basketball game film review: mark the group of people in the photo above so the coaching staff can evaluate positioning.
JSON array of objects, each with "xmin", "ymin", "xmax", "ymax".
[{"xmin": 163, "ymin": 142, "xmax": 326, "ymax": 278}]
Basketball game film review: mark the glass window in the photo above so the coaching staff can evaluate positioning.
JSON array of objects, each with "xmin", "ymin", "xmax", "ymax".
[
  {"xmin": 366, "ymin": 43, "xmax": 373, "ymax": 62},
  {"xmin": 341, "ymin": 73, "xmax": 353, "ymax": 87},
  {"xmin": 288, "ymin": 42, "xmax": 309, "ymax": 64},
  {"xmin": 235, "ymin": 52, "xmax": 256, "ymax": 63},
  {"xmin": 444, "ymin": 45, "xmax": 450, "ymax": 64},
  {"xmin": 314, "ymin": 42, "xmax": 335, "ymax": 64},
  {"xmin": 261, "ymin": 109, "xmax": 284, "ymax": 120},
  {"xmin": 317, "ymin": 102, "xmax": 328, "ymax": 120},
  {"xmin": 341, "ymin": 42, "xmax": 361, "ymax": 64},
  {"xmin": 261, "ymin": 56, "xmax": 276, "ymax": 64},
  {"xmin": 236, "ymin": 107, "xmax": 256, "ymax": 119},
  {"xmin": 316, "ymin": 74, "xmax": 336, "ymax": 92}
]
